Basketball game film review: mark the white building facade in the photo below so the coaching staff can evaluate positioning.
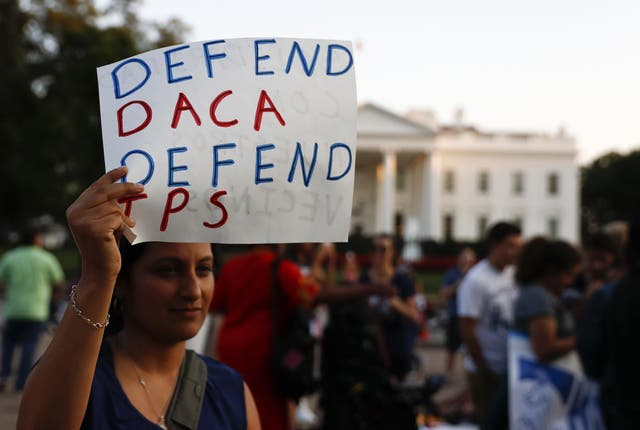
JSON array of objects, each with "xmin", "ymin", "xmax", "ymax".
[{"xmin": 352, "ymin": 103, "xmax": 579, "ymax": 243}]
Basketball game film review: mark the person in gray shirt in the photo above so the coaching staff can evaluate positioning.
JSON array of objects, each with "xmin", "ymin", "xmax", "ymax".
[{"xmin": 513, "ymin": 237, "xmax": 582, "ymax": 362}]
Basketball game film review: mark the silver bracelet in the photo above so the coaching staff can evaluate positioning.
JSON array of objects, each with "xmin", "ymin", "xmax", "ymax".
[{"xmin": 69, "ymin": 284, "xmax": 110, "ymax": 329}]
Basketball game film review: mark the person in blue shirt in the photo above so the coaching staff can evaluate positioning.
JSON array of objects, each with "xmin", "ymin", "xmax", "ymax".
[
  {"xmin": 18, "ymin": 168, "xmax": 261, "ymax": 430},
  {"xmin": 440, "ymin": 247, "xmax": 476, "ymax": 376},
  {"xmin": 360, "ymin": 234, "xmax": 420, "ymax": 382}
]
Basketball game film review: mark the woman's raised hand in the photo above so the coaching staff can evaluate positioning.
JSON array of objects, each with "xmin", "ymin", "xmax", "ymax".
[
  {"xmin": 18, "ymin": 167, "xmax": 144, "ymax": 430},
  {"xmin": 66, "ymin": 167, "xmax": 144, "ymax": 282}
]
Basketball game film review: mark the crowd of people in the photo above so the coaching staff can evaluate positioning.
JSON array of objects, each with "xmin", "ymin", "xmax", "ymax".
[
  {"xmin": 209, "ymin": 236, "xmax": 421, "ymax": 430},
  {"xmin": 0, "ymin": 170, "xmax": 638, "ymax": 429},
  {"xmin": 441, "ymin": 221, "xmax": 639, "ymax": 430}
]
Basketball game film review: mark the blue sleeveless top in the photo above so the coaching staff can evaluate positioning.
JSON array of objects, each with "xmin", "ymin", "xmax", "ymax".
[{"xmin": 81, "ymin": 344, "xmax": 247, "ymax": 430}]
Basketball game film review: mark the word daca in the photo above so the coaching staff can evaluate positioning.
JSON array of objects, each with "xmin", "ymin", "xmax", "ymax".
[
  {"xmin": 111, "ymin": 39, "xmax": 354, "ymax": 99},
  {"xmin": 118, "ymin": 89, "xmax": 285, "ymax": 136}
]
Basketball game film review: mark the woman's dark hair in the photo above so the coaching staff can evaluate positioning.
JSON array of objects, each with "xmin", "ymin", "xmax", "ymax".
[
  {"xmin": 118, "ymin": 240, "xmax": 151, "ymax": 276},
  {"xmin": 515, "ymin": 236, "xmax": 581, "ymax": 285},
  {"xmin": 105, "ymin": 240, "xmax": 151, "ymax": 336}
]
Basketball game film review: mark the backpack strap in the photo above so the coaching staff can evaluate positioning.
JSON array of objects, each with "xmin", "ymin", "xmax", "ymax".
[{"xmin": 165, "ymin": 349, "xmax": 208, "ymax": 430}]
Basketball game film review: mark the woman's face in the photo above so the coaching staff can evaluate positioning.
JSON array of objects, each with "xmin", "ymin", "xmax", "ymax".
[
  {"xmin": 119, "ymin": 242, "xmax": 214, "ymax": 344},
  {"xmin": 372, "ymin": 237, "xmax": 394, "ymax": 267}
]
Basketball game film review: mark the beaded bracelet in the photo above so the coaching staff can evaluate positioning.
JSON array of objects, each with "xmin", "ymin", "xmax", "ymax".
[{"xmin": 69, "ymin": 284, "xmax": 110, "ymax": 329}]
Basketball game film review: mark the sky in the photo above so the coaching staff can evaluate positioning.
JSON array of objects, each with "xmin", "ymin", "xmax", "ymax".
[{"xmin": 136, "ymin": 0, "xmax": 640, "ymax": 164}]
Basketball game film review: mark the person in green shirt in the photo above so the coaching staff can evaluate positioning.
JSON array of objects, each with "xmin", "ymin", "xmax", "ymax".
[{"xmin": 0, "ymin": 226, "xmax": 65, "ymax": 391}]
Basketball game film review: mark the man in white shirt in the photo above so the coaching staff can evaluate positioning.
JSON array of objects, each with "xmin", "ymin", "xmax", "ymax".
[{"xmin": 458, "ymin": 222, "xmax": 522, "ymax": 429}]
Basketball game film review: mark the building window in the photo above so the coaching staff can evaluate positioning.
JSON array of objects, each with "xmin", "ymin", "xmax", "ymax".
[
  {"xmin": 394, "ymin": 212, "xmax": 404, "ymax": 236},
  {"xmin": 477, "ymin": 215, "xmax": 488, "ymax": 240},
  {"xmin": 548, "ymin": 173, "xmax": 559, "ymax": 196},
  {"xmin": 443, "ymin": 214, "xmax": 454, "ymax": 242},
  {"xmin": 512, "ymin": 172, "xmax": 524, "ymax": 195},
  {"xmin": 548, "ymin": 217, "xmax": 559, "ymax": 238},
  {"xmin": 478, "ymin": 171, "xmax": 489, "ymax": 194},
  {"xmin": 444, "ymin": 170, "xmax": 455, "ymax": 193}
]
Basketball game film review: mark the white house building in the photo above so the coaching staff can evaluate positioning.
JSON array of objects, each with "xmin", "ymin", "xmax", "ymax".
[{"xmin": 352, "ymin": 103, "xmax": 579, "ymax": 244}]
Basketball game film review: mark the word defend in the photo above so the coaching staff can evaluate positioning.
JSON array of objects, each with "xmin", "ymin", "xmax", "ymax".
[{"xmin": 97, "ymin": 38, "xmax": 357, "ymax": 244}]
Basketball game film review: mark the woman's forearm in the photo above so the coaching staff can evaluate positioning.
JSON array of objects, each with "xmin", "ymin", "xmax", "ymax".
[
  {"xmin": 533, "ymin": 336, "xmax": 576, "ymax": 362},
  {"xmin": 19, "ymin": 168, "xmax": 142, "ymax": 429},
  {"xmin": 529, "ymin": 316, "xmax": 576, "ymax": 363}
]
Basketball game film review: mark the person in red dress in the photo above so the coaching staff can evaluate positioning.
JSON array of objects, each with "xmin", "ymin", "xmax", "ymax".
[{"xmin": 210, "ymin": 245, "xmax": 320, "ymax": 430}]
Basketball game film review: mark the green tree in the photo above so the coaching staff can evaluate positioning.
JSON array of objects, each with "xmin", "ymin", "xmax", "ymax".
[
  {"xmin": 0, "ymin": 0, "xmax": 39, "ymax": 223},
  {"xmin": 582, "ymin": 149, "xmax": 640, "ymax": 234},
  {"xmin": 0, "ymin": 0, "xmax": 188, "ymax": 226}
]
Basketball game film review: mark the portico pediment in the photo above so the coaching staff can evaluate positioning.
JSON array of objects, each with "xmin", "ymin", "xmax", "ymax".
[{"xmin": 358, "ymin": 103, "xmax": 435, "ymax": 137}]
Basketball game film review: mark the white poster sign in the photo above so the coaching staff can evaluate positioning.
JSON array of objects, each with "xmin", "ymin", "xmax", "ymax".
[
  {"xmin": 508, "ymin": 332, "xmax": 604, "ymax": 430},
  {"xmin": 97, "ymin": 38, "xmax": 357, "ymax": 244}
]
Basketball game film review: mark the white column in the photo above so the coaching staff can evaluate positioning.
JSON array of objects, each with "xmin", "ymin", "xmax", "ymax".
[
  {"xmin": 376, "ymin": 150, "xmax": 396, "ymax": 234},
  {"xmin": 419, "ymin": 152, "xmax": 442, "ymax": 240},
  {"xmin": 419, "ymin": 154, "xmax": 431, "ymax": 238},
  {"xmin": 419, "ymin": 152, "xmax": 441, "ymax": 240},
  {"xmin": 564, "ymin": 163, "xmax": 579, "ymax": 243}
]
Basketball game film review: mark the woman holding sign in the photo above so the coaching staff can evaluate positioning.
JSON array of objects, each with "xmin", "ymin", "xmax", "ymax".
[{"xmin": 17, "ymin": 167, "xmax": 261, "ymax": 430}]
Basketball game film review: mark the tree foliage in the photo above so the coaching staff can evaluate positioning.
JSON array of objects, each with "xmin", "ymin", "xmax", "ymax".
[
  {"xmin": 581, "ymin": 149, "xmax": 640, "ymax": 234},
  {"xmin": 1, "ymin": 0, "xmax": 188, "ymax": 225}
]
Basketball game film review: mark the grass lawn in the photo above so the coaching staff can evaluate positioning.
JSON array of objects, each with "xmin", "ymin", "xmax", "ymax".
[{"xmin": 414, "ymin": 270, "xmax": 444, "ymax": 300}]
